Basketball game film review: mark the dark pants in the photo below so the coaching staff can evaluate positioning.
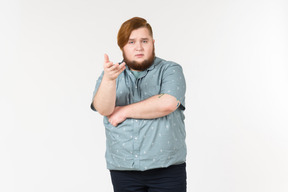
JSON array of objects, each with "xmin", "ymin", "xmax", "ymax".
[{"xmin": 110, "ymin": 163, "xmax": 186, "ymax": 192}]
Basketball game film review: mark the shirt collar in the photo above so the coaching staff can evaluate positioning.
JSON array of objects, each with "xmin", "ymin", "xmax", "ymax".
[{"xmin": 146, "ymin": 57, "xmax": 161, "ymax": 71}]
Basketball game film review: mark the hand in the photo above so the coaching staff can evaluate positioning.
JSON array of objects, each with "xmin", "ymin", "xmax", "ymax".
[
  {"xmin": 107, "ymin": 106, "xmax": 127, "ymax": 127},
  {"xmin": 103, "ymin": 54, "xmax": 126, "ymax": 81}
]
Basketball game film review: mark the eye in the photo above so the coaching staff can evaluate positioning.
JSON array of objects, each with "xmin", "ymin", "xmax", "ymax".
[
  {"xmin": 143, "ymin": 40, "xmax": 148, "ymax": 43},
  {"xmin": 128, "ymin": 41, "xmax": 134, "ymax": 44}
]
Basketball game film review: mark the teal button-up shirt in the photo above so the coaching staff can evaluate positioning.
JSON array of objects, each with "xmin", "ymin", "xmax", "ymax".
[{"xmin": 91, "ymin": 57, "xmax": 186, "ymax": 171}]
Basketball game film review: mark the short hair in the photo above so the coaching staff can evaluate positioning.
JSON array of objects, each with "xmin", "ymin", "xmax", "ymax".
[{"xmin": 117, "ymin": 17, "xmax": 153, "ymax": 50}]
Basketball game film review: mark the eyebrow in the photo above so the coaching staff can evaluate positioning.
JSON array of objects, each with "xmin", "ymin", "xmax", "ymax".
[{"xmin": 128, "ymin": 38, "xmax": 150, "ymax": 41}]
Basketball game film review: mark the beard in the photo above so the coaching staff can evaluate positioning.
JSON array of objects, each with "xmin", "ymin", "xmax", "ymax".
[{"xmin": 122, "ymin": 47, "xmax": 155, "ymax": 71}]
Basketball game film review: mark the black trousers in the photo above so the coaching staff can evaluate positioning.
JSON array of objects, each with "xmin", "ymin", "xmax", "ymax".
[{"xmin": 110, "ymin": 163, "xmax": 186, "ymax": 192}]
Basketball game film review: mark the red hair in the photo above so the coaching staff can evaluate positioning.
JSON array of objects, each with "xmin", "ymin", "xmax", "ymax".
[{"xmin": 117, "ymin": 17, "xmax": 153, "ymax": 50}]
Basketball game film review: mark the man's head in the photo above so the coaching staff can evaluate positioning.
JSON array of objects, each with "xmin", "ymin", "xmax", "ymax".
[{"xmin": 117, "ymin": 17, "xmax": 155, "ymax": 71}]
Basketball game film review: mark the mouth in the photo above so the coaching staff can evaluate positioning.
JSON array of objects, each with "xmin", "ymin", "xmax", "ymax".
[{"xmin": 135, "ymin": 54, "xmax": 144, "ymax": 58}]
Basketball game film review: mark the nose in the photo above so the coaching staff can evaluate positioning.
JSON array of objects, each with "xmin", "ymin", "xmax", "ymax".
[{"xmin": 135, "ymin": 41, "xmax": 143, "ymax": 51}]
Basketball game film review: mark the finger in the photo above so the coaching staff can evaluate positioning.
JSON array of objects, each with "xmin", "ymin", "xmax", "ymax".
[
  {"xmin": 119, "ymin": 62, "xmax": 126, "ymax": 69},
  {"xmin": 116, "ymin": 62, "xmax": 126, "ymax": 72},
  {"xmin": 105, "ymin": 61, "xmax": 114, "ymax": 68},
  {"xmin": 109, "ymin": 61, "xmax": 125, "ymax": 70},
  {"xmin": 119, "ymin": 61, "xmax": 126, "ymax": 67},
  {"xmin": 109, "ymin": 62, "xmax": 124, "ymax": 71},
  {"xmin": 118, "ymin": 61, "xmax": 125, "ymax": 67},
  {"xmin": 104, "ymin": 53, "xmax": 110, "ymax": 63},
  {"xmin": 115, "ymin": 62, "xmax": 126, "ymax": 72},
  {"xmin": 112, "ymin": 121, "xmax": 118, "ymax": 127},
  {"xmin": 109, "ymin": 119, "xmax": 117, "ymax": 127}
]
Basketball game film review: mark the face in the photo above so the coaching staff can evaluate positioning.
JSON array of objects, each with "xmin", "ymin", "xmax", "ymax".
[{"xmin": 122, "ymin": 27, "xmax": 155, "ymax": 71}]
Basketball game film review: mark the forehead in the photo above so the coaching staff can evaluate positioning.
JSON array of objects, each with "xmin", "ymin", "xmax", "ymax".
[{"xmin": 129, "ymin": 27, "xmax": 152, "ymax": 39}]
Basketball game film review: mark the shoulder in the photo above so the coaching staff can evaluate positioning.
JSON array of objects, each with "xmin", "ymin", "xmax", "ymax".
[
  {"xmin": 156, "ymin": 57, "xmax": 182, "ymax": 68},
  {"xmin": 153, "ymin": 57, "xmax": 183, "ymax": 74}
]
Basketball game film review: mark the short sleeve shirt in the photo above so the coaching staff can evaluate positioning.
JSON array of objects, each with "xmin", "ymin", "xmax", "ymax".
[{"xmin": 91, "ymin": 57, "xmax": 186, "ymax": 171}]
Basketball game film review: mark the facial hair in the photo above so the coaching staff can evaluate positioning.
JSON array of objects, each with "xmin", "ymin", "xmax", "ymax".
[{"xmin": 123, "ymin": 47, "xmax": 155, "ymax": 71}]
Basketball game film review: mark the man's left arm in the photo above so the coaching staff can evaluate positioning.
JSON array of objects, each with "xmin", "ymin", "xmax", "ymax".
[{"xmin": 107, "ymin": 93, "xmax": 180, "ymax": 126}]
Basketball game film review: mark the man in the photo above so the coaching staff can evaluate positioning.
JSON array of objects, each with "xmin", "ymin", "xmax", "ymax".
[{"xmin": 91, "ymin": 17, "xmax": 187, "ymax": 192}]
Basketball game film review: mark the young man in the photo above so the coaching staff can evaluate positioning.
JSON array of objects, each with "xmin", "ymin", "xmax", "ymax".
[{"xmin": 91, "ymin": 17, "xmax": 187, "ymax": 192}]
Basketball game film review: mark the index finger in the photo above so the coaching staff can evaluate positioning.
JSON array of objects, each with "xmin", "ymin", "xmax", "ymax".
[{"xmin": 104, "ymin": 53, "xmax": 110, "ymax": 63}]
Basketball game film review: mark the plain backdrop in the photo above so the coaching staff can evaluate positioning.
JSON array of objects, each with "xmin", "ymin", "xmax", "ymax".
[{"xmin": 1, "ymin": 0, "xmax": 288, "ymax": 192}]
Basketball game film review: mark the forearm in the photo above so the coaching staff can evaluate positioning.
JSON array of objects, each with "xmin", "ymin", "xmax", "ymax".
[
  {"xmin": 107, "ymin": 94, "xmax": 180, "ymax": 126},
  {"xmin": 92, "ymin": 77, "xmax": 116, "ymax": 116},
  {"xmin": 92, "ymin": 54, "xmax": 126, "ymax": 116},
  {"xmin": 123, "ymin": 94, "xmax": 180, "ymax": 119}
]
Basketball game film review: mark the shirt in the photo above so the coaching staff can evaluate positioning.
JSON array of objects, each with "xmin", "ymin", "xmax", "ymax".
[
  {"xmin": 131, "ymin": 70, "xmax": 143, "ymax": 79},
  {"xmin": 91, "ymin": 57, "xmax": 186, "ymax": 171}
]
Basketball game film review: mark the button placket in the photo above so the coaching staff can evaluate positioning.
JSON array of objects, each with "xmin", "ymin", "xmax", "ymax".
[{"xmin": 132, "ymin": 119, "xmax": 140, "ymax": 168}]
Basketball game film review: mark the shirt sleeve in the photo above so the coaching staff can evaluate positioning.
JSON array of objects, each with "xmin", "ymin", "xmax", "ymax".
[
  {"xmin": 160, "ymin": 63, "xmax": 186, "ymax": 110},
  {"xmin": 90, "ymin": 71, "xmax": 104, "ymax": 111}
]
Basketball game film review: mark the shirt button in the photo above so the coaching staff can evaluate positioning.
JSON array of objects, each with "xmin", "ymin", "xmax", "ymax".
[
  {"xmin": 135, "ymin": 86, "xmax": 137, "ymax": 89},
  {"xmin": 135, "ymin": 155, "xmax": 138, "ymax": 158}
]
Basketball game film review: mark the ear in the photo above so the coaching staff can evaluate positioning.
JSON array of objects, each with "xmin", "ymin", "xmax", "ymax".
[{"xmin": 153, "ymin": 39, "xmax": 155, "ymax": 43}]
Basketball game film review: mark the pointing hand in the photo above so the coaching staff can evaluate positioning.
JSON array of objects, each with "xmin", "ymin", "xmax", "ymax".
[{"xmin": 103, "ymin": 54, "xmax": 126, "ymax": 81}]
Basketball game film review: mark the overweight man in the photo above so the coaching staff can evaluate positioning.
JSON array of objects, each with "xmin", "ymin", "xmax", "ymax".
[{"xmin": 91, "ymin": 17, "xmax": 187, "ymax": 192}]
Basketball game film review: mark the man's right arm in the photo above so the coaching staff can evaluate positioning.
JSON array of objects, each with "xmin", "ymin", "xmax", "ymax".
[{"xmin": 92, "ymin": 54, "xmax": 126, "ymax": 116}]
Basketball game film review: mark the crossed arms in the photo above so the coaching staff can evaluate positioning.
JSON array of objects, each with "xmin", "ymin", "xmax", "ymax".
[{"xmin": 93, "ymin": 91, "xmax": 180, "ymax": 127}]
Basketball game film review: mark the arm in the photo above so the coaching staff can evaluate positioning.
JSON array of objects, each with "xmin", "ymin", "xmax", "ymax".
[
  {"xmin": 107, "ymin": 93, "xmax": 180, "ymax": 126},
  {"xmin": 92, "ymin": 54, "xmax": 126, "ymax": 116}
]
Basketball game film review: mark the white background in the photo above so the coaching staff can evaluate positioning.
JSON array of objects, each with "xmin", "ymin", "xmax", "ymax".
[{"xmin": 1, "ymin": 0, "xmax": 288, "ymax": 191}]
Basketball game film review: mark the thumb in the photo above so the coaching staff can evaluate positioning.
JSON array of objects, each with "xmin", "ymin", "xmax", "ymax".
[{"xmin": 104, "ymin": 53, "xmax": 110, "ymax": 63}]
